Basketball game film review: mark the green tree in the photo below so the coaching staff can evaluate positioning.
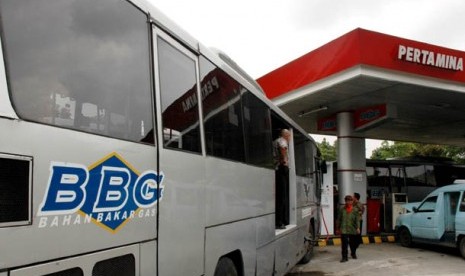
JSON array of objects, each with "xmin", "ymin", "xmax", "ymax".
[
  {"xmin": 317, "ymin": 138, "xmax": 337, "ymax": 161},
  {"xmin": 370, "ymin": 141, "xmax": 465, "ymax": 164}
]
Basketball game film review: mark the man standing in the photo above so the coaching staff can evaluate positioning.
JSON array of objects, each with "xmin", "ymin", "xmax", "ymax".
[
  {"xmin": 274, "ymin": 129, "xmax": 291, "ymax": 229},
  {"xmin": 336, "ymin": 195, "xmax": 361, "ymax": 262},
  {"xmin": 353, "ymin": 192, "xmax": 365, "ymax": 249}
]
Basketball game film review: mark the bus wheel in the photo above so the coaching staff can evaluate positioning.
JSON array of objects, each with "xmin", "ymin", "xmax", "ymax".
[
  {"xmin": 214, "ymin": 257, "xmax": 238, "ymax": 276},
  {"xmin": 399, "ymin": 227, "xmax": 412, "ymax": 247},
  {"xmin": 299, "ymin": 227, "xmax": 315, "ymax": 264},
  {"xmin": 459, "ymin": 237, "xmax": 465, "ymax": 259}
]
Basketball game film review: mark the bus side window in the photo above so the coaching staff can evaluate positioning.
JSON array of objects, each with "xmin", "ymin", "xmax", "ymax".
[
  {"xmin": 157, "ymin": 37, "xmax": 201, "ymax": 153},
  {"xmin": 1, "ymin": 0, "xmax": 154, "ymax": 144},
  {"xmin": 199, "ymin": 56, "xmax": 245, "ymax": 162},
  {"xmin": 242, "ymin": 91, "xmax": 273, "ymax": 168}
]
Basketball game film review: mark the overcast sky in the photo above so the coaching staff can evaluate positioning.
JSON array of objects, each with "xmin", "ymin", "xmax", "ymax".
[{"xmin": 147, "ymin": 0, "xmax": 465, "ymax": 156}]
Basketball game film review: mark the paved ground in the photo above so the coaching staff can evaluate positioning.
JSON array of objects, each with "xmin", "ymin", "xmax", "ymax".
[{"xmin": 287, "ymin": 242, "xmax": 464, "ymax": 276}]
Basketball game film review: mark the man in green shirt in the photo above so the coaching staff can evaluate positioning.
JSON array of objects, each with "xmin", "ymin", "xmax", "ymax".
[{"xmin": 336, "ymin": 195, "xmax": 361, "ymax": 262}]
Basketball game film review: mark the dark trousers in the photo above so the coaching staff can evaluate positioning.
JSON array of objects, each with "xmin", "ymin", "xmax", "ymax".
[
  {"xmin": 275, "ymin": 165, "xmax": 289, "ymax": 226},
  {"xmin": 356, "ymin": 221, "xmax": 363, "ymax": 248},
  {"xmin": 341, "ymin": 234, "xmax": 358, "ymax": 258}
]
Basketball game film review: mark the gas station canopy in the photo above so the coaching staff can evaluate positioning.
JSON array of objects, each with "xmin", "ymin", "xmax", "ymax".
[{"xmin": 257, "ymin": 28, "xmax": 465, "ymax": 146}]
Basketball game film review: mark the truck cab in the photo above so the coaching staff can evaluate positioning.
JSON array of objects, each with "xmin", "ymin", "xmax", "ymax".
[{"xmin": 396, "ymin": 182, "xmax": 465, "ymax": 258}]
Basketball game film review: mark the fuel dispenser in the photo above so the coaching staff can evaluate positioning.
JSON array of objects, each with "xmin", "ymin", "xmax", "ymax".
[
  {"xmin": 367, "ymin": 198, "xmax": 382, "ymax": 233},
  {"xmin": 319, "ymin": 162, "xmax": 334, "ymax": 235},
  {"xmin": 391, "ymin": 193, "xmax": 408, "ymax": 227},
  {"xmin": 383, "ymin": 192, "xmax": 408, "ymax": 231}
]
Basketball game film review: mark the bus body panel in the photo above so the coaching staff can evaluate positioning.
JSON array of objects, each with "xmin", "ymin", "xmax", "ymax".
[
  {"xmin": 0, "ymin": 119, "xmax": 158, "ymax": 269},
  {"xmin": 256, "ymin": 214, "xmax": 276, "ymax": 247},
  {"xmin": 256, "ymin": 240, "xmax": 275, "ymax": 275},
  {"xmin": 274, "ymin": 229, "xmax": 301, "ymax": 275},
  {"xmin": 157, "ymin": 150, "xmax": 206, "ymax": 276},
  {"xmin": 0, "ymin": 34, "xmax": 15, "ymax": 119},
  {"xmin": 9, "ymin": 244, "xmax": 142, "ymax": 276},
  {"xmin": 205, "ymin": 158, "xmax": 274, "ymax": 226},
  {"xmin": 140, "ymin": 241, "xmax": 158, "ymax": 276},
  {"xmin": 205, "ymin": 219, "xmax": 257, "ymax": 276}
]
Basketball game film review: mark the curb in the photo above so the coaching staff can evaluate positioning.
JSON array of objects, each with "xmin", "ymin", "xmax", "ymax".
[{"xmin": 318, "ymin": 235, "xmax": 396, "ymax": 247}]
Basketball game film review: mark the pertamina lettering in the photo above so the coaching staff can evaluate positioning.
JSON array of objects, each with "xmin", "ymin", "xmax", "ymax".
[
  {"xmin": 182, "ymin": 76, "xmax": 219, "ymax": 112},
  {"xmin": 398, "ymin": 44, "xmax": 464, "ymax": 71},
  {"xmin": 37, "ymin": 153, "xmax": 164, "ymax": 233}
]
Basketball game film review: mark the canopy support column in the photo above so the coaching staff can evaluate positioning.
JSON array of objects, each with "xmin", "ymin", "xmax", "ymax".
[{"xmin": 336, "ymin": 112, "xmax": 367, "ymax": 233}]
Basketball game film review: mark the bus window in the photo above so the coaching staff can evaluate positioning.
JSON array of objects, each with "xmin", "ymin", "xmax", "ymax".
[
  {"xmin": 44, "ymin": 268, "xmax": 83, "ymax": 276},
  {"xmin": 92, "ymin": 254, "xmax": 135, "ymax": 276},
  {"xmin": 405, "ymin": 165, "xmax": 428, "ymax": 186},
  {"xmin": 367, "ymin": 166, "xmax": 390, "ymax": 198},
  {"xmin": 200, "ymin": 56, "xmax": 245, "ymax": 162},
  {"xmin": 294, "ymin": 131, "xmax": 314, "ymax": 177},
  {"xmin": 425, "ymin": 165, "xmax": 437, "ymax": 186},
  {"xmin": 0, "ymin": 0, "xmax": 154, "ymax": 144},
  {"xmin": 242, "ymin": 91, "xmax": 273, "ymax": 168},
  {"xmin": 157, "ymin": 37, "xmax": 201, "ymax": 153}
]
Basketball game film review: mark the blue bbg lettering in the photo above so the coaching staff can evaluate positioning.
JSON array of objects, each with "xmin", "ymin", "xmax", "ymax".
[
  {"xmin": 39, "ymin": 164, "xmax": 89, "ymax": 215},
  {"xmin": 39, "ymin": 163, "xmax": 163, "ymax": 215},
  {"xmin": 134, "ymin": 172, "xmax": 164, "ymax": 208},
  {"xmin": 94, "ymin": 167, "xmax": 131, "ymax": 212}
]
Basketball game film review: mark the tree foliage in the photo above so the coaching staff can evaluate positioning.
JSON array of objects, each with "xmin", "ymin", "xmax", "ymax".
[
  {"xmin": 370, "ymin": 141, "xmax": 465, "ymax": 164},
  {"xmin": 316, "ymin": 138, "xmax": 465, "ymax": 164},
  {"xmin": 317, "ymin": 138, "xmax": 337, "ymax": 161}
]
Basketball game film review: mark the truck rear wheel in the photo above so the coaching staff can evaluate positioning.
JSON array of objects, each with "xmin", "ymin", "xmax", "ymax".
[{"xmin": 459, "ymin": 237, "xmax": 465, "ymax": 259}]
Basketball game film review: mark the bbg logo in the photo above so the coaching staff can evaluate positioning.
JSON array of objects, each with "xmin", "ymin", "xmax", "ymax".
[{"xmin": 38, "ymin": 153, "xmax": 164, "ymax": 232}]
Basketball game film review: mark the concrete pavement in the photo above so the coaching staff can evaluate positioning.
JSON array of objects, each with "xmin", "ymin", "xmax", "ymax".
[{"xmin": 287, "ymin": 242, "xmax": 464, "ymax": 276}]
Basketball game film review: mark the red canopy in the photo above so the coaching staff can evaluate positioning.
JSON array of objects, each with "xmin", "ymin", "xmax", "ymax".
[{"xmin": 257, "ymin": 28, "xmax": 465, "ymax": 100}]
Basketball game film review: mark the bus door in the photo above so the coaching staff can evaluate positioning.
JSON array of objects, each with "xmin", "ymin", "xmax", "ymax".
[
  {"xmin": 153, "ymin": 27, "xmax": 206, "ymax": 276},
  {"xmin": 271, "ymin": 118, "xmax": 295, "ymax": 229}
]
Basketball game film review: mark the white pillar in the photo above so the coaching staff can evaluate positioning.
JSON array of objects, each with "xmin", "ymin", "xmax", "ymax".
[{"xmin": 336, "ymin": 112, "xmax": 367, "ymax": 233}]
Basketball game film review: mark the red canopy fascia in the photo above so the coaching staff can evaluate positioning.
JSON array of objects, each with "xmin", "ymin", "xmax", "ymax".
[{"xmin": 257, "ymin": 28, "xmax": 465, "ymax": 99}]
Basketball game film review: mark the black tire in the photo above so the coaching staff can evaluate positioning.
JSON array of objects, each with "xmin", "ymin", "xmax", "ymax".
[
  {"xmin": 214, "ymin": 257, "xmax": 238, "ymax": 276},
  {"xmin": 299, "ymin": 226, "xmax": 315, "ymax": 264},
  {"xmin": 399, "ymin": 227, "xmax": 413, "ymax": 247},
  {"xmin": 459, "ymin": 237, "xmax": 465, "ymax": 259}
]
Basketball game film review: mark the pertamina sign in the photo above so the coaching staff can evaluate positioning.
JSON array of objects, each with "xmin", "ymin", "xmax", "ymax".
[{"xmin": 398, "ymin": 44, "xmax": 464, "ymax": 71}]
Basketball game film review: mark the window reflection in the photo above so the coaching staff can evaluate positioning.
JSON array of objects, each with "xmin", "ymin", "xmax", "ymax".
[
  {"xmin": 294, "ymin": 131, "xmax": 314, "ymax": 176},
  {"xmin": 0, "ymin": 0, "xmax": 153, "ymax": 143},
  {"xmin": 242, "ymin": 92, "xmax": 273, "ymax": 168},
  {"xmin": 200, "ymin": 57, "xmax": 245, "ymax": 162},
  {"xmin": 157, "ymin": 37, "xmax": 201, "ymax": 153}
]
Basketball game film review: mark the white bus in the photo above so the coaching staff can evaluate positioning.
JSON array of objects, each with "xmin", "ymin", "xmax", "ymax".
[{"xmin": 0, "ymin": 1, "xmax": 324, "ymax": 275}]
